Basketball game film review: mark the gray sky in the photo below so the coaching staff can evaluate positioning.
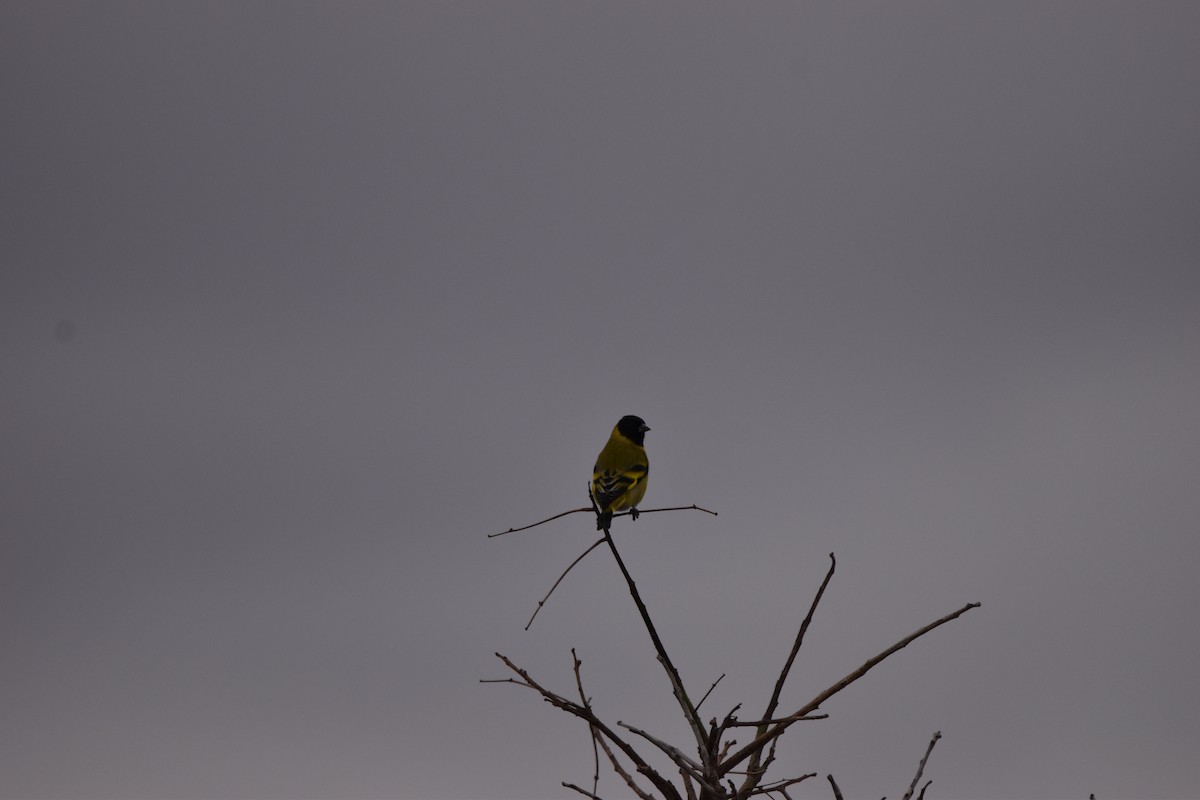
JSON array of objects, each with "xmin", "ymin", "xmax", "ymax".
[{"xmin": 3, "ymin": 3, "xmax": 1199, "ymax": 799}]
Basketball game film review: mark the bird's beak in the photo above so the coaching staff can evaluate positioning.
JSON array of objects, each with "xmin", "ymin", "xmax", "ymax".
[{"xmin": 641, "ymin": 424, "xmax": 651, "ymax": 432}]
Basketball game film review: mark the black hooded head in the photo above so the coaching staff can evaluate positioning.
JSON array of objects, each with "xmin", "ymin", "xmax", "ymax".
[{"xmin": 616, "ymin": 415, "xmax": 650, "ymax": 446}]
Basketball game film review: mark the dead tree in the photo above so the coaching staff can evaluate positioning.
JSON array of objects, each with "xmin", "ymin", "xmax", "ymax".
[{"xmin": 484, "ymin": 500, "xmax": 979, "ymax": 799}]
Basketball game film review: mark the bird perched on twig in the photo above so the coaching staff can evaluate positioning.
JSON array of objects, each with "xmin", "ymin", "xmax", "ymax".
[{"xmin": 591, "ymin": 415, "xmax": 650, "ymax": 530}]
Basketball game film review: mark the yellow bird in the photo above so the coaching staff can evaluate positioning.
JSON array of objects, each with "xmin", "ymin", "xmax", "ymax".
[{"xmin": 591, "ymin": 415, "xmax": 650, "ymax": 530}]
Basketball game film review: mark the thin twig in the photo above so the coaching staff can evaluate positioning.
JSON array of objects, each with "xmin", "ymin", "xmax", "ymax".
[
  {"xmin": 490, "ymin": 507, "xmax": 592, "ymax": 537},
  {"xmin": 570, "ymin": 650, "xmax": 601, "ymax": 798},
  {"xmin": 478, "ymin": 676, "xmax": 538, "ymax": 689},
  {"xmin": 740, "ymin": 555, "xmax": 837, "ymax": 797},
  {"xmin": 828, "ymin": 774, "xmax": 845, "ymax": 800},
  {"xmin": 491, "ymin": 503, "xmax": 717, "ymax": 539},
  {"xmin": 695, "ymin": 673, "xmax": 726, "ymax": 712},
  {"xmin": 525, "ymin": 538, "xmax": 605, "ymax": 630},
  {"xmin": 745, "ymin": 773, "xmax": 817, "ymax": 797},
  {"xmin": 563, "ymin": 782, "xmax": 604, "ymax": 800},
  {"xmin": 761, "ymin": 737, "xmax": 779, "ymax": 787},
  {"xmin": 762, "ymin": 553, "xmax": 837, "ymax": 723},
  {"xmin": 720, "ymin": 602, "xmax": 981, "ymax": 777},
  {"xmin": 902, "ymin": 731, "xmax": 941, "ymax": 800},
  {"xmin": 917, "ymin": 779, "xmax": 932, "ymax": 800},
  {"xmin": 595, "ymin": 729, "xmax": 655, "ymax": 800},
  {"xmin": 726, "ymin": 713, "xmax": 827, "ymax": 727},
  {"xmin": 565, "ymin": 657, "xmax": 651, "ymax": 799},
  {"xmin": 631, "ymin": 503, "xmax": 718, "ymax": 517}
]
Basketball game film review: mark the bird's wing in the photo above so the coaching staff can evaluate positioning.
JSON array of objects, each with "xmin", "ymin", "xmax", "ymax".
[{"xmin": 591, "ymin": 463, "xmax": 648, "ymax": 512}]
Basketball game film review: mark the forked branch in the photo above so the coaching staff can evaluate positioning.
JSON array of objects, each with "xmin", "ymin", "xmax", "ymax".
[
  {"xmin": 720, "ymin": 602, "xmax": 981, "ymax": 777},
  {"xmin": 490, "ymin": 652, "xmax": 684, "ymax": 800}
]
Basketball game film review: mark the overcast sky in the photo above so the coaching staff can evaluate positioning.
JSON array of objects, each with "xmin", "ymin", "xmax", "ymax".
[{"xmin": 3, "ymin": 3, "xmax": 1199, "ymax": 799}]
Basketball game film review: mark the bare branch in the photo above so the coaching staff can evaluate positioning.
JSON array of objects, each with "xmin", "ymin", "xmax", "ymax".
[
  {"xmin": 628, "ymin": 503, "xmax": 718, "ymax": 518},
  {"xmin": 617, "ymin": 721, "xmax": 714, "ymax": 794},
  {"xmin": 493, "ymin": 653, "xmax": 683, "ymax": 800},
  {"xmin": 739, "ymin": 554, "xmax": 836, "ymax": 796},
  {"xmin": 680, "ymin": 769, "xmax": 698, "ymax": 800},
  {"xmin": 757, "ymin": 737, "xmax": 779, "ymax": 790},
  {"xmin": 727, "ymin": 713, "xmax": 827, "ymax": 727},
  {"xmin": 601, "ymin": 529, "xmax": 710, "ymax": 762},
  {"xmin": 563, "ymin": 782, "xmax": 605, "ymax": 800},
  {"xmin": 525, "ymin": 538, "xmax": 605, "ymax": 630},
  {"xmin": 902, "ymin": 731, "xmax": 941, "ymax": 800},
  {"xmin": 695, "ymin": 673, "xmax": 726, "ymax": 712},
  {"xmin": 710, "ymin": 702, "xmax": 742, "ymax": 757},
  {"xmin": 720, "ymin": 602, "xmax": 981, "ymax": 777},
  {"xmin": 492, "ymin": 503, "xmax": 717, "ymax": 539},
  {"xmin": 566, "ymin": 660, "xmax": 651, "ymax": 800},
  {"xmin": 595, "ymin": 730, "xmax": 656, "ymax": 800},
  {"xmin": 492, "ymin": 499, "xmax": 975, "ymax": 800},
  {"xmin": 570, "ymin": 650, "xmax": 601, "ymax": 798},
  {"xmin": 745, "ymin": 773, "xmax": 817, "ymax": 797},
  {"xmin": 478, "ymin": 676, "xmax": 538, "ymax": 691},
  {"xmin": 490, "ymin": 507, "xmax": 592, "ymax": 537},
  {"xmin": 762, "ymin": 553, "xmax": 837, "ymax": 723}
]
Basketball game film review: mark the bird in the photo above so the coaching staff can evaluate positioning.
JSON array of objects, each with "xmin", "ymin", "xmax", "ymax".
[{"xmin": 591, "ymin": 415, "xmax": 650, "ymax": 530}]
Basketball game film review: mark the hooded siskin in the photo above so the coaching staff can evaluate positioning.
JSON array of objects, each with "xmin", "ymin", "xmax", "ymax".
[{"xmin": 591, "ymin": 415, "xmax": 650, "ymax": 529}]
